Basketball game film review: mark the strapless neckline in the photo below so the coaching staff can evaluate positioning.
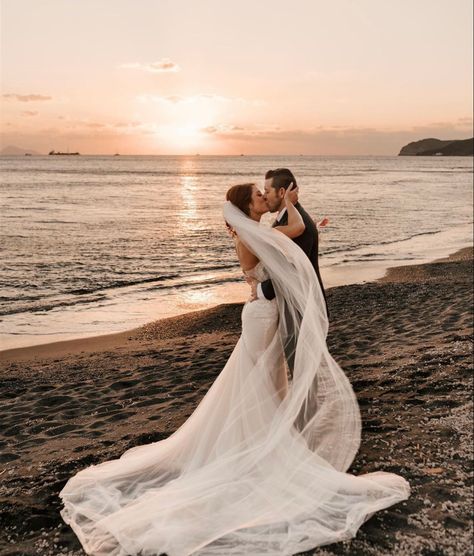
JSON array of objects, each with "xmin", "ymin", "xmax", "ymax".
[{"xmin": 243, "ymin": 262, "xmax": 268, "ymax": 282}]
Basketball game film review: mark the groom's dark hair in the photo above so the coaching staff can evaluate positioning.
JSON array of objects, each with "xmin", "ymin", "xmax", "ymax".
[{"xmin": 265, "ymin": 168, "xmax": 297, "ymax": 191}]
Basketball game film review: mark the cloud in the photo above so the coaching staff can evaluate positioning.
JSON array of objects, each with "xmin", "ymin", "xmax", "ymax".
[
  {"xmin": 55, "ymin": 118, "xmax": 158, "ymax": 136},
  {"xmin": 113, "ymin": 121, "xmax": 143, "ymax": 128},
  {"xmin": 119, "ymin": 59, "xmax": 180, "ymax": 73},
  {"xmin": 412, "ymin": 121, "xmax": 465, "ymax": 131},
  {"xmin": 83, "ymin": 122, "xmax": 107, "ymax": 129},
  {"xmin": 164, "ymin": 95, "xmax": 185, "ymax": 103},
  {"xmin": 137, "ymin": 93, "xmax": 264, "ymax": 106},
  {"xmin": 111, "ymin": 121, "xmax": 158, "ymax": 134},
  {"xmin": 21, "ymin": 110, "xmax": 39, "ymax": 116},
  {"xmin": 456, "ymin": 116, "xmax": 473, "ymax": 127},
  {"xmin": 201, "ymin": 124, "xmax": 245, "ymax": 134},
  {"xmin": 5, "ymin": 115, "xmax": 471, "ymax": 155},
  {"xmin": 59, "ymin": 118, "xmax": 105, "ymax": 129},
  {"xmin": 142, "ymin": 93, "xmax": 229, "ymax": 104},
  {"xmin": 198, "ymin": 120, "xmax": 473, "ymax": 155},
  {"xmin": 200, "ymin": 123, "xmax": 284, "ymax": 138},
  {"xmin": 2, "ymin": 93, "xmax": 52, "ymax": 102}
]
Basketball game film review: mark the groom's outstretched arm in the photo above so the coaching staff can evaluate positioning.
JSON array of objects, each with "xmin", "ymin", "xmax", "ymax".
[{"xmin": 259, "ymin": 278, "xmax": 276, "ymax": 300}]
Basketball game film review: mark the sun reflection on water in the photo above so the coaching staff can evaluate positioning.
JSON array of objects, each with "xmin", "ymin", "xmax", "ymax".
[
  {"xmin": 178, "ymin": 174, "xmax": 199, "ymax": 232},
  {"xmin": 181, "ymin": 289, "xmax": 213, "ymax": 304}
]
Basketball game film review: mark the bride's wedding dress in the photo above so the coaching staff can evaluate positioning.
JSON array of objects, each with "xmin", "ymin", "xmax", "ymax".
[{"xmin": 59, "ymin": 202, "xmax": 410, "ymax": 556}]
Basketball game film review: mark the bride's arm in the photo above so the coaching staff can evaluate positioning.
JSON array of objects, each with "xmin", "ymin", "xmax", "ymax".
[{"xmin": 275, "ymin": 184, "xmax": 305, "ymax": 238}]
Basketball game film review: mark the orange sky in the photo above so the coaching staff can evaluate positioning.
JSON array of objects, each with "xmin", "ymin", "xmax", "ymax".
[{"xmin": 1, "ymin": 0, "xmax": 473, "ymax": 155}]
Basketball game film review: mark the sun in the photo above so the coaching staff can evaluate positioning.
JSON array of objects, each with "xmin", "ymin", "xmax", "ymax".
[
  {"xmin": 174, "ymin": 123, "xmax": 203, "ymax": 143},
  {"xmin": 149, "ymin": 96, "xmax": 221, "ymax": 153},
  {"xmin": 156, "ymin": 122, "xmax": 209, "ymax": 153}
]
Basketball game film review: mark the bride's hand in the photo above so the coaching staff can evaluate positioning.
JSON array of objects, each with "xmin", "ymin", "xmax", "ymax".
[
  {"xmin": 284, "ymin": 182, "xmax": 299, "ymax": 206},
  {"xmin": 318, "ymin": 216, "xmax": 329, "ymax": 228},
  {"xmin": 226, "ymin": 224, "xmax": 238, "ymax": 239}
]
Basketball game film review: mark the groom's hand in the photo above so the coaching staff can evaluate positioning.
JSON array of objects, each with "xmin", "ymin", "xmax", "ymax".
[{"xmin": 287, "ymin": 184, "xmax": 299, "ymax": 205}]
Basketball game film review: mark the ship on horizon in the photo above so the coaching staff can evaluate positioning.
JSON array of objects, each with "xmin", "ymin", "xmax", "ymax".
[{"xmin": 49, "ymin": 149, "xmax": 80, "ymax": 156}]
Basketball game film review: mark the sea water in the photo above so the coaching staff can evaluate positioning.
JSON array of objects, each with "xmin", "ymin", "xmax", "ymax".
[{"xmin": 1, "ymin": 154, "xmax": 472, "ymax": 350}]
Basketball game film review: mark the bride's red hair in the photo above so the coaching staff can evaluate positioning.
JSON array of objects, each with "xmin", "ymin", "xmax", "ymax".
[
  {"xmin": 226, "ymin": 183, "xmax": 254, "ymax": 215},
  {"xmin": 225, "ymin": 183, "xmax": 254, "ymax": 235}
]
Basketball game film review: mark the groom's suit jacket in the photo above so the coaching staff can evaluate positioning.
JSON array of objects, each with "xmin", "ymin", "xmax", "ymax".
[
  {"xmin": 260, "ymin": 202, "xmax": 329, "ymax": 319},
  {"xmin": 260, "ymin": 202, "xmax": 329, "ymax": 378}
]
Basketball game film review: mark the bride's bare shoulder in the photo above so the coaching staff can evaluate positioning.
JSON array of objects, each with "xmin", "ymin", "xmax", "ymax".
[{"xmin": 235, "ymin": 236, "xmax": 259, "ymax": 271}]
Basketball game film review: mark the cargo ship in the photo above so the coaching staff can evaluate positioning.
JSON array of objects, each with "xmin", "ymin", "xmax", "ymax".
[{"xmin": 48, "ymin": 149, "xmax": 80, "ymax": 155}]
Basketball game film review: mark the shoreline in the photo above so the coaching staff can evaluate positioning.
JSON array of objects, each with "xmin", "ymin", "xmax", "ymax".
[
  {"xmin": 0, "ymin": 245, "xmax": 472, "ymax": 554},
  {"xmin": 1, "ymin": 221, "xmax": 472, "ymax": 353},
  {"xmin": 0, "ymin": 243, "xmax": 472, "ymax": 364}
]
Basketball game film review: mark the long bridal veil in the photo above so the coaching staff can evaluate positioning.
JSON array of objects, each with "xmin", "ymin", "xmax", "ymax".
[{"xmin": 59, "ymin": 201, "xmax": 410, "ymax": 556}]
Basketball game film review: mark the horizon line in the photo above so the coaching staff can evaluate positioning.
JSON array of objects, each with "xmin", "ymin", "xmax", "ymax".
[{"xmin": 0, "ymin": 152, "xmax": 408, "ymax": 157}]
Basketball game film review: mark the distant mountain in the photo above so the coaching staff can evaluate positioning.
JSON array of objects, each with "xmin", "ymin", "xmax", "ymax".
[
  {"xmin": 399, "ymin": 137, "xmax": 473, "ymax": 156},
  {"xmin": 0, "ymin": 145, "xmax": 42, "ymax": 155}
]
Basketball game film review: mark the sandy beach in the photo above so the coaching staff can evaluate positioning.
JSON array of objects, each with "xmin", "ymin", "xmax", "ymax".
[{"xmin": 0, "ymin": 246, "xmax": 472, "ymax": 555}]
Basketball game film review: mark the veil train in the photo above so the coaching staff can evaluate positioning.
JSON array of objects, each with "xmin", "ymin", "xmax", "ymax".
[{"xmin": 59, "ymin": 201, "xmax": 410, "ymax": 556}]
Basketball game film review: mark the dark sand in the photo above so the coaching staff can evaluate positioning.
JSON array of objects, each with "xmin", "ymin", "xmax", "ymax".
[{"xmin": 0, "ymin": 247, "xmax": 472, "ymax": 555}]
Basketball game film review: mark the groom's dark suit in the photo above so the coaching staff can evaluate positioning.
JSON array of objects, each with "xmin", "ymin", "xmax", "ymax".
[
  {"xmin": 260, "ymin": 202, "xmax": 329, "ymax": 375},
  {"xmin": 260, "ymin": 202, "xmax": 329, "ymax": 317}
]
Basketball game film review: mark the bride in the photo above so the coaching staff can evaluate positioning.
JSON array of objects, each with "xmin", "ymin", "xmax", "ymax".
[{"xmin": 59, "ymin": 183, "xmax": 410, "ymax": 556}]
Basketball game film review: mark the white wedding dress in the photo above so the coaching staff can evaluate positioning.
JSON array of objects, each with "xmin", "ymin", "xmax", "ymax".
[{"xmin": 59, "ymin": 202, "xmax": 410, "ymax": 556}]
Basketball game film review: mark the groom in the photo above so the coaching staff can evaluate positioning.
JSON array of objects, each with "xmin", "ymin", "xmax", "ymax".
[
  {"xmin": 249, "ymin": 168, "xmax": 330, "ymax": 374},
  {"xmin": 250, "ymin": 168, "xmax": 329, "ymax": 316}
]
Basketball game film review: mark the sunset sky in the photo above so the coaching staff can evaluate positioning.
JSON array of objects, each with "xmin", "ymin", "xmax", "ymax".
[{"xmin": 1, "ymin": 0, "xmax": 473, "ymax": 155}]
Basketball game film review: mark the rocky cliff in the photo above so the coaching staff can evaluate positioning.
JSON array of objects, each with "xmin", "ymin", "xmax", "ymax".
[{"xmin": 399, "ymin": 137, "xmax": 473, "ymax": 156}]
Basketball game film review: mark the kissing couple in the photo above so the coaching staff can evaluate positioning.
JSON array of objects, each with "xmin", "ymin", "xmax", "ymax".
[{"xmin": 59, "ymin": 168, "xmax": 410, "ymax": 556}]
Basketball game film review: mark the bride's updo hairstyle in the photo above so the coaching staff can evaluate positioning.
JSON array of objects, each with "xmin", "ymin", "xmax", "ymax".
[{"xmin": 225, "ymin": 183, "xmax": 254, "ymax": 235}]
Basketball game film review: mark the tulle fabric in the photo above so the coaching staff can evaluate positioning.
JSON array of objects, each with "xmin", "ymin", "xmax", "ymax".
[{"xmin": 59, "ymin": 201, "xmax": 410, "ymax": 555}]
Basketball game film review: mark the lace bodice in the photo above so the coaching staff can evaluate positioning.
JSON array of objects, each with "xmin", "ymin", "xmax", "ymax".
[{"xmin": 243, "ymin": 261, "xmax": 269, "ymax": 282}]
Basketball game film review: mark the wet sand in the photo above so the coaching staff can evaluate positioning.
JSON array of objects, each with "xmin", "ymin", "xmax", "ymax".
[{"xmin": 0, "ymin": 246, "xmax": 472, "ymax": 555}]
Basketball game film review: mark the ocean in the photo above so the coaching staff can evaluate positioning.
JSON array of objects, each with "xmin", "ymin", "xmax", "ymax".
[{"xmin": 1, "ymin": 154, "xmax": 472, "ymax": 350}]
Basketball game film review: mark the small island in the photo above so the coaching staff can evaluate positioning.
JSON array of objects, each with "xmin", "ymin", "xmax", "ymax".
[
  {"xmin": 399, "ymin": 137, "xmax": 473, "ymax": 156},
  {"xmin": 0, "ymin": 145, "xmax": 41, "ymax": 156}
]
